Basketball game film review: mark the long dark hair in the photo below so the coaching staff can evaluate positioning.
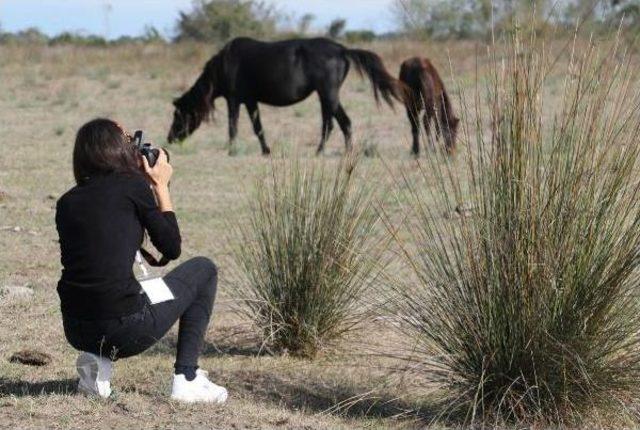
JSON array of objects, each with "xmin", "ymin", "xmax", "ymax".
[{"xmin": 73, "ymin": 118, "xmax": 140, "ymax": 184}]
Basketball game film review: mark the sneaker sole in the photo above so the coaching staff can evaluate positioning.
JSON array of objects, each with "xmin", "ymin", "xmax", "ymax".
[
  {"xmin": 170, "ymin": 393, "xmax": 227, "ymax": 404},
  {"xmin": 77, "ymin": 380, "xmax": 111, "ymax": 398}
]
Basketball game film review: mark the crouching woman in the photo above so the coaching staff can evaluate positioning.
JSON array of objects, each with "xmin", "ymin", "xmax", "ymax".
[{"xmin": 55, "ymin": 118, "xmax": 227, "ymax": 403}]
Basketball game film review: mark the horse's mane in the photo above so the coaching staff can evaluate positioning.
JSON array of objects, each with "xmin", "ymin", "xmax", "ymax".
[{"xmin": 174, "ymin": 54, "xmax": 220, "ymax": 122}]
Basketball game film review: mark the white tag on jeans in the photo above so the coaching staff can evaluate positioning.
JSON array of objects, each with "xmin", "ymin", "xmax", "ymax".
[{"xmin": 140, "ymin": 277, "xmax": 174, "ymax": 304}]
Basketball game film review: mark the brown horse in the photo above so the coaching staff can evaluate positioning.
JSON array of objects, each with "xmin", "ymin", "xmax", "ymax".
[{"xmin": 399, "ymin": 57, "xmax": 459, "ymax": 155}]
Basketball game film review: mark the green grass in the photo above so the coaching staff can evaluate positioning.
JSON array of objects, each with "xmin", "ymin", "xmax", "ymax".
[{"xmin": 231, "ymin": 157, "xmax": 382, "ymax": 358}]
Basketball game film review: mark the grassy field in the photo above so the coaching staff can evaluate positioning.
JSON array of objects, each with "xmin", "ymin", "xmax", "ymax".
[{"xmin": 0, "ymin": 37, "xmax": 603, "ymax": 429}]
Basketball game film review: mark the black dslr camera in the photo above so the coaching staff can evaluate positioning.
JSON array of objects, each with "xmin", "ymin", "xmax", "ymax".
[{"xmin": 132, "ymin": 130, "xmax": 168, "ymax": 168}]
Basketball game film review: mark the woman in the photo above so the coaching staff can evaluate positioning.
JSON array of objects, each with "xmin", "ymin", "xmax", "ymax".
[{"xmin": 56, "ymin": 118, "xmax": 227, "ymax": 403}]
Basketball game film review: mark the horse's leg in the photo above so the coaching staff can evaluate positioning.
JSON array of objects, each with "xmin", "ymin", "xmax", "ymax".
[
  {"xmin": 226, "ymin": 98, "xmax": 240, "ymax": 154},
  {"xmin": 245, "ymin": 101, "xmax": 271, "ymax": 155},
  {"xmin": 334, "ymin": 103, "xmax": 353, "ymax": 151},
  {"xmin": 316, "ymin": 95, "xmax": 335, "ymax": 154},
  {"xmin": 406, "ymin": 107, "xmax": 420, "ymax": 155}
]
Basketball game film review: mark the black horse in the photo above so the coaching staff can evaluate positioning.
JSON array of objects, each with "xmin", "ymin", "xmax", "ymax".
[{"xmin": 167, "ymin": 37, "xmax": 404, "ymax": 154}]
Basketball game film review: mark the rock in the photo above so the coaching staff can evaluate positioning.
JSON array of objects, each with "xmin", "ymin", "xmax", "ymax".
[
  {"xmin": 454, "ymin": 204, "xmax": 476, "ymax": 218},
  {"xmin": 0, "ymin": 285, "xmax": 34, "ymax": 300},
  {"xmin": 9, "ymin": 350, "xmax": 52, "ymax": 366},
  {"xmin": 0, "ymin": 226, "xmax": 38, "ymax": 235},
  {"xmin": 0, "ymin": 226, "xmax": 22, "ymax": 233}
]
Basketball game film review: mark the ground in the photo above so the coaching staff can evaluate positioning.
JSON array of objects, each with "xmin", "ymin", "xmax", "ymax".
[{"xmin": 0, "ymin": 38, "xmax": 551, "ymax": 429}]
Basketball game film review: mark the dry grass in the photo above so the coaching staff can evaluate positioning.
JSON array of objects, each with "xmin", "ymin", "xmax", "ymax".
[
  {"xmin": 386, "ymin": 31, "xmax": 640, "ymax": 427},
  {"xmin": 0, "ymin": 37, "xmax": 637, "ymax": 429}
]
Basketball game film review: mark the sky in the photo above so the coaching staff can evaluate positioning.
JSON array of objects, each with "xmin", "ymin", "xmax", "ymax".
[{"xmin": 0, "ymin": 0, "xmax": 398, "ymax": 40}]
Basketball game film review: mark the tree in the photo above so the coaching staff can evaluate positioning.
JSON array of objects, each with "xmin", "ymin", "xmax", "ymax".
[
  {"xmin": 142, "ymin": 25, "xmax": 164, "ymax": 43},
  {"xmin": 298, "ymin": 13, "xmax": 315, "ymax": 35},
  {"xmin": 392, "ymin": 0, "xmax": 553, "ymax": 39},
  {"xmin": 609, "ymin": 0, "xmax": 640, "ymax": 27},
  {"xmin": 327, "ymin": 18, "xmax": 347, "ymax": 39},
  {"xmin": 392, "ymin": 0, "xmax": 490, "ymax": 39},
  {"xmin": 175, "ymin": 0, "xmax": 280, "ymax": 42}
]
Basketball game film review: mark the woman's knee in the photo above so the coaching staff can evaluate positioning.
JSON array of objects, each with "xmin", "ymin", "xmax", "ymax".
[
  {"xmin": 189, "ymin": 256, "xmax": 217, "ymax": 278},
  {"xmin": 187, "ymin": 256, "xmax": 218, "ymax": 291}
]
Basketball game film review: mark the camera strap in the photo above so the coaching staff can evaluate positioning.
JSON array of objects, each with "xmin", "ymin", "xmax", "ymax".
[
  {"xmin": 135, "ymin": 251, "xmax": 150, "ymax": 278},
  {"xmin": 139, "ymin": 247, "xmax": 170, "ymax": 267}
]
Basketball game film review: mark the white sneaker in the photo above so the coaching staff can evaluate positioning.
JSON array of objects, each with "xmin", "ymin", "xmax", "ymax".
[
  {"xmin": 76, "ymin": 352, "xmax": 112, "ymax": 398},
  {"xmin": 171, "ymin": 369, "xmax": 228, "ymax": 404}
]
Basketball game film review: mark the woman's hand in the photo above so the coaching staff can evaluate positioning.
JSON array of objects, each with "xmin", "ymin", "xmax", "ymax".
[
  {"xmin": 142, "ymin": 149, "xmax": 173, "ymax": 188},
  {"xmin": 142, "ymin": 149, "xmax": 174, "ymax": 212}
]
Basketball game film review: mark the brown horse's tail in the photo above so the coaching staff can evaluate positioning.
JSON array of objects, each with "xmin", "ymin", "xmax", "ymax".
[
  {"xmin": 436, "ymin": 79, "xmax": 459, "ymax": 155},
  {"xmin": 345, "ymin": 49, "xmax": 405, "ymax": 107},
  {"xmin": 439, "ymin": 86, "xmax": 455, "ymax": 126}
]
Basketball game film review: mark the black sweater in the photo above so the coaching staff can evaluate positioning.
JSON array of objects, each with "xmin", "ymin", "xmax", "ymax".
[{"xmin": 56, "ymin": 173, "xmax": 181, "ymax": 320}]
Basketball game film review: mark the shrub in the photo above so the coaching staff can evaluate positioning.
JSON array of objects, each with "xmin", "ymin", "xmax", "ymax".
[
  {"xmin": 175, "ymin": 0, "xmax": 280, "ymax": 42},
  {"xmin": 0, "ymin": 27, "xmax": 48, "ymax": 45},
  {"xmin": 345, "ymin": 30, "xmax": 377, "ymax": 44},
  {"xmin": 49, "ymin": 32, "xmax": 107, "ymax": 47},
  {"xmin": 232, "ymin": 158, "xmax": 380, "ymax": 359},
  {"xmin": 388, "ymin": 33, "xmax": 640, "ymax": 425}
]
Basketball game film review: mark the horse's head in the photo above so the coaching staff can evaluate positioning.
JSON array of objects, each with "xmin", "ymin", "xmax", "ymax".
[
  {"xmin": 167, "ymin": 57, "xmax": 220, "ymax": 143},
  {"xmin": 167, "ymin": 96, "xmax": 210, "ymax": 143}
]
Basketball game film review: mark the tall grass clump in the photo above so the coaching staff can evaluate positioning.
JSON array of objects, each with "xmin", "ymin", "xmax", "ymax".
[
  {"xmin": 389, "ymin": 32, "xmax": 640, "ymax": 425},
  {"xmin": 232, "ymin": 157, "xmax": 381, "ymax": 359}
]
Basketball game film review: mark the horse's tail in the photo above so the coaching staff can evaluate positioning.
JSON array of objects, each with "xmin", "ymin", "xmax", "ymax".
[
  {"xmin": 435, "ymin": 77, "xmax": 459, "ymax": 154},
  {"xmin": 345, "ymin": 49, "xmax": 406, "ymax": 107},
  {"xmin": 439, "ymin": 86, "xmax": 454, "ymax": 126}
]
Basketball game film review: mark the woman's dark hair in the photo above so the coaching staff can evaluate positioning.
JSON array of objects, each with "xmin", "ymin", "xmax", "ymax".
[{"xmin": 73, "ymin": 118, "xmax": 140, "ymax": 184}]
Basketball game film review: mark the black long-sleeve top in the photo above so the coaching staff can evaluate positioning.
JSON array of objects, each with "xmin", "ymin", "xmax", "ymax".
[{"xmin": 55, "ymin": 173, "xmax": 181, "ymax": 320}]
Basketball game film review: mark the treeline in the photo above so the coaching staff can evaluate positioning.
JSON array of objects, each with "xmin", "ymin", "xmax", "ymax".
[
  {"xmin": 0, "ymin": 0, "xmax": 380, "ymax": 47},
  {"xmin": 173, "ymin": 0, "xmax": 379, "ymax": 43},
  {"xmin": 394, "ymin": 0, "xmax": 640, "ymax": 39},
  {"xmin": 0, "ymin": 25, "xmax": 164, "ymax": 46},
  {"xmin": 1, "ymin": 0, "xmax": 637, "ymax": 46}
]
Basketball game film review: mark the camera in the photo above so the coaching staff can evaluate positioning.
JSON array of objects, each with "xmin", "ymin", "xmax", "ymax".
[{"xmin": 132, "ymin": 130, "xmax": 168, "ymax": 168}]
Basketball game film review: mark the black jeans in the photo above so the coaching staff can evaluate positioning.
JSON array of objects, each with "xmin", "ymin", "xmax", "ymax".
[{"xmin": 62, "ymin": 257, "xmax": 218, "ymax": 368}]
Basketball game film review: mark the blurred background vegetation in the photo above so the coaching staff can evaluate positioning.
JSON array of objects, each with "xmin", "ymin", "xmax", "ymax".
[{"xmin": 1, "ymin": 0, "xmax": 639, "ymax": 47}]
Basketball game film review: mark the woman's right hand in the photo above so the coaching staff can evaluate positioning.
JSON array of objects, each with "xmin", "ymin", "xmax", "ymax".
[{"xmin": 142, "ymin": 149, "xmax": 173, "ymax": 189}]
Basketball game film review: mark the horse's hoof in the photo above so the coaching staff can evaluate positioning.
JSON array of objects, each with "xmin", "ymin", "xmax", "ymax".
[{"xmin": 262, "ymin": 148, "xmax": 271, "ymax": 156}]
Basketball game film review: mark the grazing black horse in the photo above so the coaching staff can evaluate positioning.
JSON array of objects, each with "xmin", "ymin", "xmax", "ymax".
[{"xmin": 167, "ymin": 37, "xmax": 404, "ymax": 154}]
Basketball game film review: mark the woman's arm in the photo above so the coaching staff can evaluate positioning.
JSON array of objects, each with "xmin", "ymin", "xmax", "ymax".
[
  {"xmin": 133, "ymin": 150, "xmax": 181, "ymax": 260},
  {"xmin": 142, "ymin": 150, "xmax": 173, "ymax": 212},
  {"xmin": 152, "ymin": 184, "xmax": 173, "ymax": 212}
]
